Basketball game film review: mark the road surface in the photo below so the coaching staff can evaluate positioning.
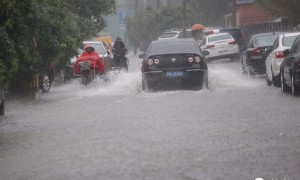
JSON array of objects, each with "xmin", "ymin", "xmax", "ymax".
[{"xmin": 1, "ymin": 55, "xmax": 299, "ymax": 180}]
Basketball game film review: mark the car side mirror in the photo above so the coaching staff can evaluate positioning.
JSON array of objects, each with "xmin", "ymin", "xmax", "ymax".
[
  {"xmin": 139, "ymin": 54, "xmax": 146, "ymax": 59},
  {"xmin": 283, "ymin": 49, "xmax": 290, "ymax": 56},
  {"xmin": 203, "ymin": 50, "xmax": 210, "ymax": 56}
]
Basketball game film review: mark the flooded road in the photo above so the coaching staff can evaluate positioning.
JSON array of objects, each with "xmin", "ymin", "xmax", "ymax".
[{"xmin": 1, "ymin": 55, "xmax": 300, "ymax": 180}]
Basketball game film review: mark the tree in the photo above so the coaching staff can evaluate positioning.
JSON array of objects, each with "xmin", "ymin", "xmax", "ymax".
[
  {"xmin": 255, "ymin": 0, "xmax": 300, "ymax": 28},
  {"xmin": 0, "ymin": 0, "xmax": 116, "ymax": 90},
  {"xmin": 0, "ymin": 0, "xmax": 34, "ymax": 87}
]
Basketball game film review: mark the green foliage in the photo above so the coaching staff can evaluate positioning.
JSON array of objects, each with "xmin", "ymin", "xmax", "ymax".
[
  {"xmin": 0, "ymin": 0, "xmax": 116, "ymax": 88},
  {"xmin": 127, "ymin": 6, "xmax": 194, "ymax": 48}
]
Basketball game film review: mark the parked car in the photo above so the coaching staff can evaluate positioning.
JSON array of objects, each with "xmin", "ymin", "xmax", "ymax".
[
  {"xmin": 241, "ymin": 32, "xmax": 283, "ymax": 76},
  {"xmin": 265, "ymin": 32, "xmax": 300, "ymax": 87},
  {"xmin": 219, "ymin": 27, "xmax": 245, "ymax": 49},
  {"xmin": 280, "ymin": 35, "xmax": 300, "ymax": 96},
  {"xmin": 139, "ymin": 38, "xmax": 209, "ymax": 92},
  {"xmin": 0, "ymin": 87, "xmax": 4, "ymax": 116},
  {"xmin": 39, "ymin": 64, "xmax": 55, "ymax": 93},
  {"xmin": 200, "ymin": 32, "xmax": 240, "ymax": 61},
  {"xmin": 158, "ymin": 29, "xmax": 193, "ymax": 40},
  {"xmin": 64, "ymin": 41, "xmax": 112, "ymax": 81}
]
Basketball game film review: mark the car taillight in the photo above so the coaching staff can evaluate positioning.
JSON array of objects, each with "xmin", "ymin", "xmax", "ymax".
[
  {"xmin": 147, "ymin": 59, "xmax": 154, "ymax": 65},
  {"xmin": 228, "ymin": 41, "xmax": 237, "ymax": 45},
  {"xmin": 275, "ymin": 51, "xmax": 285, "ymax": 59},
  {"xmin": 206, "ymin": 44, "xmax": 215, "ymax": 49},
  {"xmin": 154, "ymin": 59, "xmax": 160, "ymax": 64},
  {"xmin": 250, "ymin": 48, "xmax": 261, "ymax": 57},
  {"xmin": 188, "ymin": 57, "xmax": 194, "ymax": 63},
  {"xmin": 194, "ymin": 56, "xmax": 202, "ymax": 63}
]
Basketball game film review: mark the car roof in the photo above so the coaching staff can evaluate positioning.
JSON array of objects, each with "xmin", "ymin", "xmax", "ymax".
[
  {"xmin": 282, "ymin": 32, "xmax": 300, "ymax": 38},
  {"xmin": 206, "ymin": 32, "xmax": 232, "ymax": 38},
  {"xmin": 252, "ymin": 32, "xmax": 285, "ymax": 38},
  {"xmin": 83, "ymin": 41, "xmax": 103, "ymax": 44},
  {"xmin": 152, "ymin": 38, "xmax": 196, "ymax": 44}
]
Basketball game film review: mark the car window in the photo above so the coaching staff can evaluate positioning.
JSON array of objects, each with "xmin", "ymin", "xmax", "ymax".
[
  {"xmin": 208, "ymin": 34, "xmax": 232, "ymax": 42},
  {"xmin": 289, "ymin": 36, "xmax": 300, "ymax": 53},
  {"xmin": 178, "ymin": 31, "xmax": 193, "ymax": 38},
  {"xmin": 150, "ymin": 41, "xmax": 198, "ymax": 54},
  {"xmin": 283, "ymin": 36, "xmax": 298, "ymax": 47},
  {"xmin": 253, "ymin": 35, "xmax": 278, "ymax": 47},
  {"xmin": 295, "ymin": 42, "xmax": 300, "ymax": 53}
]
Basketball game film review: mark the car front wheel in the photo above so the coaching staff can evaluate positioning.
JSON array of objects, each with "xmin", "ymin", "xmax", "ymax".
[
  {"xmin": 40, "ymin": 73, "xmax": 51, "ymax": 93},
  {"xmin": 292, "ymin": 74, "xmax": 299, "ymax": 96}
]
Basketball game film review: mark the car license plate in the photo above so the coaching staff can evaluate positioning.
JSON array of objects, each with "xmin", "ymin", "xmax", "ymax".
[{"xmin": 166, "ymin": 71, "xmax": 183, "ymax": 77}]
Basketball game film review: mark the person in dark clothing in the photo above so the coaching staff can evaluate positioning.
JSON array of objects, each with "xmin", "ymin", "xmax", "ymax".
[{"xmin": 112, "ymin": 37, "xmax": 128, "ymax": 70}]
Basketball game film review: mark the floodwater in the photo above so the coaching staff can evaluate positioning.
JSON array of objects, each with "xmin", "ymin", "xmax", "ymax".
[{"xmin": 1, "ymin": 55, "xmax": 299, "ymax": 180}]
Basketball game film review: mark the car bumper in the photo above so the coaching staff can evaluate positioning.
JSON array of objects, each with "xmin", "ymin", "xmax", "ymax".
[
  {"xmin": 143, "ymin": 69, "xmax": 207, "ymax": 86},
  {"xmin": 247, "ymin": 58, "xmax": 267, "ymax": 75},
  {"xmin": 206, "ymin": 46, "xmax": 240, "ymax": 60}
]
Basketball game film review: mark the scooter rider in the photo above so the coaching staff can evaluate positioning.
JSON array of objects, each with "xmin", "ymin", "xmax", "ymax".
[
  {"xmin": 74, "ymin": 44, "xmax": 105, "ymax": 75},
  {"xmin": 112, "ymin": 37, "xmax": 127, "ymax": 68}
]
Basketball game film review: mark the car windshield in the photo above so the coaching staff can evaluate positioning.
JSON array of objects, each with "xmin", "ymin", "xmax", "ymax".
[
  {"xmin": 84, "ymin": 43, "xmax": 106, "ymax": 54},
  {"xmin": 150, "ymin": 41, "xmax": 198, "ymax": 54},
  {"xmin": 178, "ymin": 31, "xmax": 193, "ymax": 38},
  {"xmin": 253, "ymin": 35, "xmax": 278, "ymax": 47},
  {"xmin": 283, "ymin": 36, "xmax": 298, "ymax": 47},
  {"xmin": 208, "ymin": 34, "xmax": 232, "ymax": 42}
]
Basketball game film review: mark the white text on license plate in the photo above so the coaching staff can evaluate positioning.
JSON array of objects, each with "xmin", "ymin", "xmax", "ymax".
[{"xmin": 166, "ymin": 71, "xmax": 183, "ymax": 77}]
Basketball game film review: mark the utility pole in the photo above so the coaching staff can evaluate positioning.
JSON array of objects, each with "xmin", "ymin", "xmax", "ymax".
[
  {"xmin": 232, "ymin": 0, "xmax": 236, "ymax": 27},
  {"xmin": 182, "ymin": 0, "xmax": 187, "ymax": 38}
]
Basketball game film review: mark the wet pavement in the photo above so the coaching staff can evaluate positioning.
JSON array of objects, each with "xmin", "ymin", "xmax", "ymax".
[{"xmin": 1, "ymin": 56, "xmax": 300, "ymax": 180}]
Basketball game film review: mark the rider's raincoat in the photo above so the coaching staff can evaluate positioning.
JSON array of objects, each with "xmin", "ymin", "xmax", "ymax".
[{"xmin": 74, "ymin": 51, "xmax": 105, "ymax": 74}]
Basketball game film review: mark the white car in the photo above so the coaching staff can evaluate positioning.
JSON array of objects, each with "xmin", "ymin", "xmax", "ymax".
[
  {"xmin": 265, "ymin": 32, "xmax": 300, "ymax": 87},
  {"xmin": 200, "ymin": 33, "xmax": 240, "ymax": 61}
]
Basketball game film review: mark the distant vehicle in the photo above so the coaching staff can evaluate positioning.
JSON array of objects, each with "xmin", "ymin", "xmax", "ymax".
[
  {"xmin": 241, "ymin": 32, "xmax": 283, "ymax": 76},
  {"xmin": 64, "ymin": 41, "xmax": 112, "ymax": 81},
  {"xmin": 0, "ymin": 87, "xmax": 4, "ymax": 116},
  {"xmin": 158, "ymin": 29, "xmax": 193, "ymax": 40},
  {"xmin": 280, "ymin": 35, "xmax": 300, "ymax": 96},
  {"xmin": 265, "ymin": 32, "xmax": 300, "ymax": 87},
  {"xmin": 139, "ymin": 38, "xmax": 209, "ymax": 92},
  {"xmin": 200, "ymin": 32, "xmax": 240, "ymax": 61}
]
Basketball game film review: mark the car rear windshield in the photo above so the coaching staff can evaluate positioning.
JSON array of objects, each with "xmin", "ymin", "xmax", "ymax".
[
  {"xmin": 208, "ymin": 34, "xmax": 232, "ymax": 43},
  {"xmin": 150, "ymin": 41, "xmax": 198, "ymax": 54},
  {"xmin": 178, "ymin": 31, "xmax": 193, "ymax": 38},
  {"xmin": 159, "ymin": 32, "xmax": 178, "ymax": 39},
  {"xmin": 283, "ymin": 36, "xmax": 298, "ymax": 47},
  {"xmin": 253, "ymin": 35, "xmax": 278, "ymax": 47}
]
